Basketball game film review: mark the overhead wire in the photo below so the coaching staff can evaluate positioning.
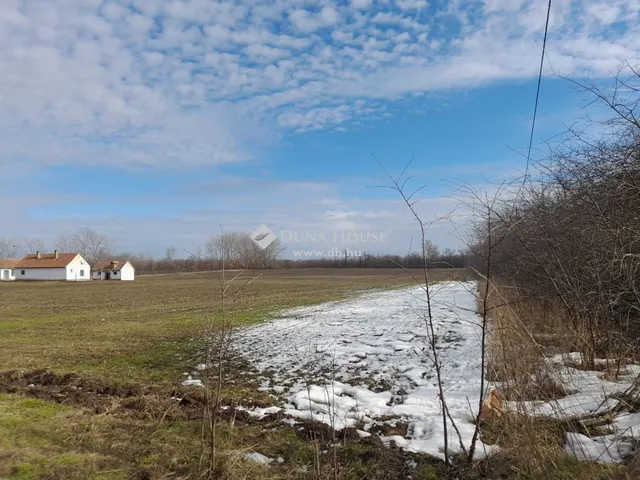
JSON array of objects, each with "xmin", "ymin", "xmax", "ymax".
[{"xmin": 523, "ymin": 0, "xmax": 553, "ymax": 181}]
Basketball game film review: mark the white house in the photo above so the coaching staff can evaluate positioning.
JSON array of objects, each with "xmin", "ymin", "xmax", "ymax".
[
  {"xmin": 0, "ymin": 258, "xmax": 19, "ymax": 281},
  {"xmin": 92, "ymin": 260, "xmax": 135, "ymax": 281},
  {"xmin": 15, "ymin": 251, "xmax": 91, "ymax": 281}
]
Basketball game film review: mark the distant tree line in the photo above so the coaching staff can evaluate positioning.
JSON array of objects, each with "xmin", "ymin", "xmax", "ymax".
[
  {"xmin": 119, "ymin": 237, "xmax": 468, "ymax": 274},
  {"xmin": 0, "ymin": 230, "xmax": 468, "ymax": 274},
  {"xmin": 0, "ymin": 228, "xmax": 115, "ymax": 267},
  {"xmin": 277, "ymin": 246, "xmax": 468, "ymax": 270}
]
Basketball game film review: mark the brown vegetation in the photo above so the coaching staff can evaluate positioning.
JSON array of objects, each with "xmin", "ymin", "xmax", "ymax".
[{"xmin": 469, "ymin": 65, "xmax": 640, "ymax": 479}]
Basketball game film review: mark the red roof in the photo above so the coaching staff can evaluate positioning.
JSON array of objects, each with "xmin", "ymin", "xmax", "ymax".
[
  {"xmin": 0, "ymin": 258, "xmax": 20, "ymax": 269},
  {"xmin": 93, "ymin": 260, "xmax": 129, "ymax": 272},
  {"xmin": 15, "ymin": 252, "xmax": 80, "ymax": 269}
]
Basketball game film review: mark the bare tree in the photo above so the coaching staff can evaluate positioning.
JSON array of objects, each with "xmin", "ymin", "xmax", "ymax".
[
  {"xmin": 373, "ymin": 156, "xmax": 466, "ymax": 466},
  {"xmin": 205, "ymin": 232, "xmax": 242, "ymax": 266},
  {"xmin": 165, "ymin": 246, "xmax": 177, "ymax": 261},
  {"xmin": 22, "ymin": 237, "xmax": 46, "ymax": 254},
  {"xmin": 424, "ymin": 240, "xmax": 440, "ymax": 266},
  {"xmin": 205, "ymin": 232, "xmax": 281, "ymax": 270},
  {"xmin": 56, "ymin": 228, "xmax": 115, "ymax": 265},
  {"xmin": 0, "ymin": 238, "xmax": 19, "ymax": 258}
]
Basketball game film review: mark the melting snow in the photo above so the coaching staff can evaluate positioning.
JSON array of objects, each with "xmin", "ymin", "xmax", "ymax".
[
  {"xmin": 236, "ymin": 405, "xmax": 282, "ymax": 419},
  {"xmin": 241, "ymin": 452, "xmax": 273, "ymax": 465},
  {"xmin": 232, "ymin": 281, "xmax": 494, "ymax": 460},
  {"xmin": 189, "ymin": 279, "xmax": 640, "ymax": 464},
  {"xmin": 507, "ymin": 352, "xmax": 640, "ymax": 464},
  {"xmin": 181, "ymin": 375, "xmax": 203, "ymax": 387}
]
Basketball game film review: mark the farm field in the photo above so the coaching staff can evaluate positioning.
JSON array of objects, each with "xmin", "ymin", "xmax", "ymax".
[
  {"xmin": 0, "ymin": 268, "xmax": 461, "ymax": 385},
  {"xmin": 0, "ymin": 268, "xmax": 469, "ymax": 479}
]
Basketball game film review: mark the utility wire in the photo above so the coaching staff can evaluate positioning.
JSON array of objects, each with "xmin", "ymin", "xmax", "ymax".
[{"xmin": 524, "ymin": 0, "xmax": 553, "ymax": 180}]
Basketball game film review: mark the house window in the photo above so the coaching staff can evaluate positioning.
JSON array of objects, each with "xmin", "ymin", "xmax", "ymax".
[
  {"xmin": 97, "ymin": 272, "xmax": 101, "ymax": 276},
  {"xmin": 113, "ymin": 271, "xmax": 118, "ymax": 276},
  {"xmin": 80, "ymin": 270, "xmax": 85, "ymax": 276},
  {"xmin": 70, "ymin": 268, "xmax": 73, "ymax": 273},
  {"xmin": 21, "ymin": 270, "xmax": 25, "ymax": 275}
]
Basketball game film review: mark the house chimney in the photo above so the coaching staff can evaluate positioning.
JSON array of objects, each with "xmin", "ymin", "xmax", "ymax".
[
  {"xmin": 54, "ymin": 250, "xmax": 59, "ymax": 259},
  {"xmin": 36, "ymin": 251, "xmax": 41, "ymax": 260}
]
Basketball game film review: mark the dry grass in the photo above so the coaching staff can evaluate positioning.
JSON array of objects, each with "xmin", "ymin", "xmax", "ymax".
[
  {"xmin": 485, "ymin": 287, "xmax": 569, "ymax": 401},
  {"xmin": 483, "ymin": 284, "xmax": 631, "ymax": 479},
  {"xmin": 483, "ymin": 414, "xmax": 626, "ymax": 480}
]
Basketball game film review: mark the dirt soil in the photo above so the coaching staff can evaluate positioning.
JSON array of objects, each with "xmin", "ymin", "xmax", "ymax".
[{"xmin": 0, "ymin": 369, "xmax": 205, "ymax": 420}]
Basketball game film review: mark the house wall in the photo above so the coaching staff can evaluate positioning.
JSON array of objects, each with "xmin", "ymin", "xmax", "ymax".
[
  {"xmin": 65, "ymin": 255, "xmax": 91, "ymax": 281},
  {"xmin": 93, "ymin": 263, "xmax": 135, "ymax": 281},
  {"xmin": 16, "ymin": 254, "xmax": 91, "ymax": 281},
  {"xmin": 92, "ymin": 270, "xmax": 114, "ymax": 280},
  {"xmin": 119, "ymin": 263, "xmax": 135, "ymax": 281},
  {"xmin": 0, "ymin": 268, "xmax": 15, "ymax": 281},
  {"xmin": 18, "ymin": 267, "xmax": 67, "ymax": 281}
]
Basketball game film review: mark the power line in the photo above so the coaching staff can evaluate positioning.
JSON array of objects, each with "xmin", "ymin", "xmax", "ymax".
[{"xmin": 524, "ymin": 0, "xmax": 553, "ymax": 179}]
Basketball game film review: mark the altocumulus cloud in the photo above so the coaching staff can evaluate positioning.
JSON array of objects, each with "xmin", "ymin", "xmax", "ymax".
[{"xmin": 0, "ymin": 0, "xmax": 638, "ymax": 169}]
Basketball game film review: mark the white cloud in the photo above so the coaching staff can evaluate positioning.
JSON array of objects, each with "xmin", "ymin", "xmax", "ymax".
[
  {"xmin": 101, "ymin": 2, "xmax": 128, "ymax": 21},
  {"xmin": 0, "ymin": 0, "xmax": 638, "ymax": 169},
  {"xmin": 203, "ymin": 24, "xmax": 231, "ymax": 43},
  {"xmin": 245, "ymin": 44, "xmax": 291, "ymax": 62},
  {"xmin": 587, "ymin": 3, "xmax": 622, "ymax": 24},
  {"xmin": 396, "ymin": 0, "xmax": 429, "ymax": 10},
  {"xmin": 352, "ymin": 0, "xmax": 373, "ymax": 8},
  {"xmin": 320, "ymin": 6, "xmax": 341, "ymax": 25},
  {"xmin": 128, "ymin": 14, "xmax": 154, "ymax": 33},
  {"xmin": 289, "ymin": 8, "xmax": 340, "ymax": 32}
]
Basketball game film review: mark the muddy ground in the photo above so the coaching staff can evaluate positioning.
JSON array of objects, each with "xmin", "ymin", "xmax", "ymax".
[{"xmin": 0, "ymin": 368, "xmax": 499, "ymax": 479}]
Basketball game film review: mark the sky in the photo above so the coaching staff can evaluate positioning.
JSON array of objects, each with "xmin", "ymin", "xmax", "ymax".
[{"xmin": 1, "ymin": 0, "xmax": 638, "ymax": 258}]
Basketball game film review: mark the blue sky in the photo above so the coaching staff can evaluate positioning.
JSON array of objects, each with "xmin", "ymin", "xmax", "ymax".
[{"xmin": 1, "ymin": 0, "xmax": 638, "ymax": 257}]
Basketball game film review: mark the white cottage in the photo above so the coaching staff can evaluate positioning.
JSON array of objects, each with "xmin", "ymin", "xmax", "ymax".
[
  {"xmin": 15, "ymin": 251, "xmax": 91, "ymax": 281},
  {"xmin": 0, "ymin": 258, "xmax": 19, "ymax": 281},
  {"xmin": 92, "ymin": 260, "xmax": 135, "ymax": 281}
]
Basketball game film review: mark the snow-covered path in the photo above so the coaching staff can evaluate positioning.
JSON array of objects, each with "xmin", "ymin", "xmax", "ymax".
[{"xmin": 233, "ymin": 281, "xmax": 494, "ymax": 459}]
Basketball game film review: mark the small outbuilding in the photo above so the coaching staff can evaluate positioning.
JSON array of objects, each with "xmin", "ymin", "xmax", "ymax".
[
  {"xmin": 0, "ymin": 258, "xmax": 19, "ymax": 281},
  {"xmin": 14, "ymin": 251, "xmax": 91, "ymax": 281},
  {"xmin": 92, "ymin": 260, "xmax": 135, "ymax": 281}
]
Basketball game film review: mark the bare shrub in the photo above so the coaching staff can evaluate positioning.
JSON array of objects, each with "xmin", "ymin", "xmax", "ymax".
[
  {"xmin": 485, "ymin": 285, "xmax": 570, "ymax": 402},
  {"xmin": 469, "ymin": 65, "xmax": 640, "ymax": 479},
  {"xmin": 198, "ymin": 230, "xmax": 263, "ymax": 479},
  {"xmin": 471, "ymin": 65, "xmax": 640, "ymax": 370}
]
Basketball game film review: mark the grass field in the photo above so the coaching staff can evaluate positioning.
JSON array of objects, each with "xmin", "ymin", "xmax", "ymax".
[{"xmin": 0, "ymin": 268, "xmax": 468, "ymax": 479}]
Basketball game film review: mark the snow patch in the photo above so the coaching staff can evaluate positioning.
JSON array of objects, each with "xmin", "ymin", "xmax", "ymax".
[
  {"xmin": 181, "ymin": 375, "xmax": 203, "ymax": 387},
  {"xmin": 232, "ymin": 281, "xmax": 494, "ymax": 460},
  {"xmin": 236, "ymin": 405, "xmax": 282, "ymax": 419},
  {"xmin": 242, "ymin": 452, "xmax": 273, "ymax": 465},
  {"xmin": 507, "ymin": 354, "xmax": 640, "ymax": 464}
]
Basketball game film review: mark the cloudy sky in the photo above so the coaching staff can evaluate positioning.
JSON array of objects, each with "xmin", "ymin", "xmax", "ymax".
[{"xmin": 1, "ymin": 0, "xmax": 638, "ymax": 257}]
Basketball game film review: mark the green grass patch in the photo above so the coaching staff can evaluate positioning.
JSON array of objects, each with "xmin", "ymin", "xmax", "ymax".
[{"xmin": 0, "ymin": 394, "xmax": 119, "ymax": 479}]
